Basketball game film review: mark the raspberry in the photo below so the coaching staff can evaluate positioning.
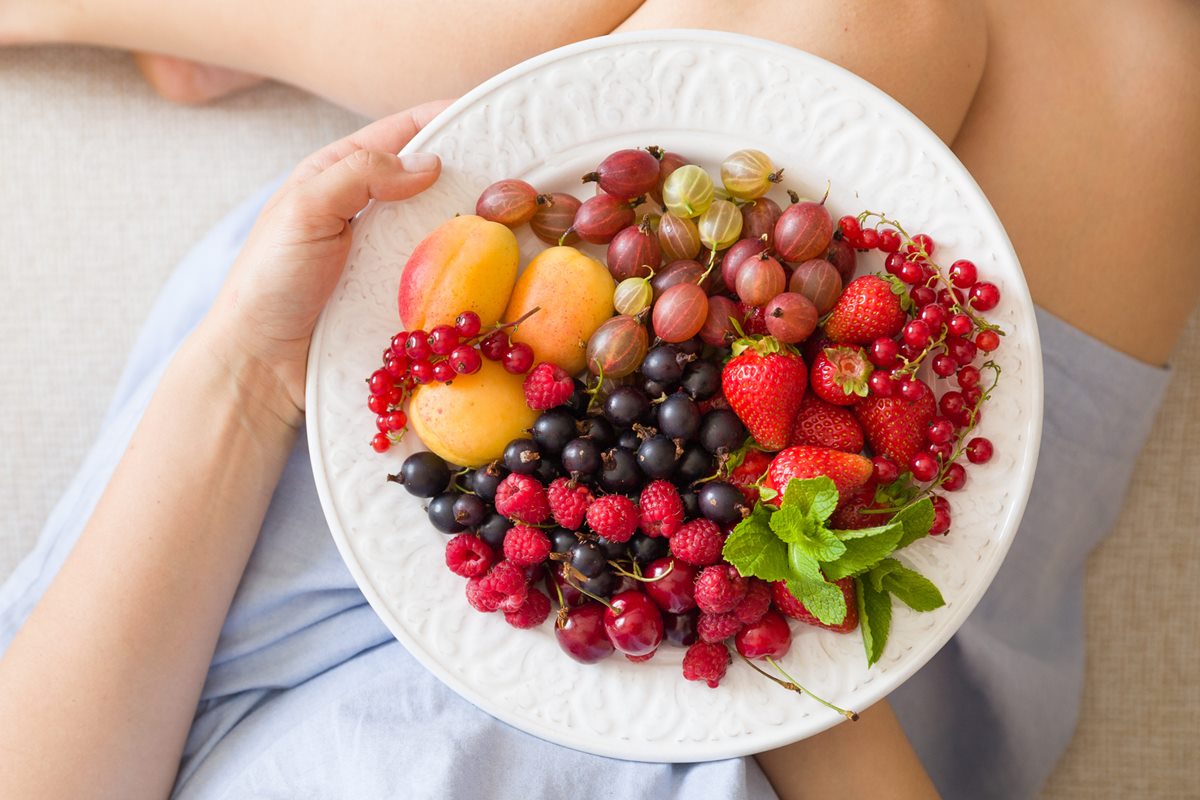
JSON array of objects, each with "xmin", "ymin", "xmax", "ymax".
[
  {"xmin": 494, "ymin": 473, "xmax": 551, "ymax": 524},
  {"xmin": 503, "ymin": 587, "xmax": 551, "ymax": 629},
  {"xmin": 638, "ymin": 480, "xmax": 684, "ymax": 538},
  {"xmin": 733, "ymin": 578, "xmax": 771, "ymax": 626},
  {"xmin": 586, "ymin": 494, "xmax": 639, "ymax": 542},
  {"xmin": 669, "ymin": 519, "xmax": 724, "ymax": 566},
  {"xmin": 697, "ymin": 611, "xmax": 742, "ymax": 643},
  {"xmin": 694, "ymin": 565, "xmax": 748, "ymax": 614},
  {"xmin": 523, "ymin": 362, "xmax": 575, "ymax": 409},
  {"xmin": 445, "ymin": 533, "xmax": 495, "ymax": 578},
  {"xmin": 547, "ymin": 478, "xmax": 592, "ymax": 530},
  {"xmin": 682, "ymin": 641, "xmax": 730, "ymax": 688},
  {"xmin": 625, "ymin": 649, "xmax": 657, "ymax": 663},
  {"xmin": 480, "ymin": 560, "xmax": 528, "ymax": 612},
  {"xmin": 465, "ymin": 576, "xmax": 501, "ymax": 612},
  {"xmin": 771, "ymin": 578, "xmax": 859, "ymax": 633},
  {"xmin": 503, "ymin": 525, "xmax": 551, "ymax": 567}
]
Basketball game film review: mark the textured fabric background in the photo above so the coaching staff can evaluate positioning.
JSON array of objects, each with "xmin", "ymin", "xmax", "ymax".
[{"xmin": 0, "ymin": 45, "xmax": 1195, "ymax": 798}]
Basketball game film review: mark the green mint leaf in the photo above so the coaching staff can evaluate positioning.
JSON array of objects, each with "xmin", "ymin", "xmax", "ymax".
[
  {"xmin": 772, "ymin": 507, "xmax": 846, "ymax": 560},
  {"xmin": 785, "ymin": 546, "xmax": 847, "ymax": 625},
  {"xmin": 892, "ymin": 498, "xmax": 935, "ymax": 549},
  {"xmin": 723, "ymin": 504, "xmax": 790, "ymax": 582},
  {"xmin": 781, "ymin": 477, "xmax": 839, "ymax": 525},
  {"xmin": 758, "ymin": 484, "xmax": 779, "ymax": 502},
  {"xmin": 856, "ymin": 576, "xmax": 893, "ymax": 666},
  {"xmin": 822, "ymin": 523, "xmax": 904, "ymax": 581},
  {"xmin": 867, "ymin": 557, "xmax": 904, "ymax": 592},
  {"xmin": 832, "ymin": 521, "xmax": 901, "ymax": 541},
  {"xmin": 880, "ymin": 564, "xmax": 945, "ymax": 612}
]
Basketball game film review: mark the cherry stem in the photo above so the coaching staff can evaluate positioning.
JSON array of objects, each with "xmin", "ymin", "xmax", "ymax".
[
  {"xmin": 609, "ymin": 560, "xmax": 674, "ymax": 583},
  {"xmin": 560, "ymin": 567, "xmax": 614, "ymax": 611},
  {"xmin": 763, "ymin": 657, "xmax": 859, "ymax": 720}
]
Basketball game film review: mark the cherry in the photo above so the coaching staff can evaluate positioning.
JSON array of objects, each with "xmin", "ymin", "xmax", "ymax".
[
  {"xmin": 410, "ymin": 360, "xmax": 434, "ymax": 384},
  {"xmin": 957, "ymin": 364, "xmax": 981, "ymax": 389},
  {"xmin": 872, "ymin": 455, "xmax": 899, "ymax": 484},
  {"xmin": 432, "ymin": 361, "xmax": 455, "ymax": 383},
  {"xmin": 903, "ymin": 320, "xmax": 931, "ymax": 348},
  {"xmin": 734, "ymin": 610, "xmax": 792, "ymax": 659},
  {"xmin": 643, "ymin": 557, "xmax": 699, "ymax": 614},
  {"xmin": 932, "ymin": 354, "xmax": 957, "ymax": 377},
  {"xmin": 556, "ymin": 602, "xmax": 615, "ymax": 664},
  {"xmin": 838, "ymin": 215, "xmax": 861, "ymax": 240},
  {"xmin": 910, "ymin": 452, "xmax": 939, "ymax": 482},
  {"xmin": 976, "ymin": 330, "xmax": 1001, "ymax": 352},
  {"xmin": 404, "ymin": 330, "xmax": 432, "ymax": 361},
  {"xmin": 604, "ymin": 591, "xmax": 665, "ymax": 657},
  {"xmin": 941, "ymin": 462, "xmax": 967, "ymax": 491},
  {"xmin": 947, "ymin": 314, "xmax": 973, "ymax": 337},
  {"xmin": 868, "ymin": 370, "xmax": 896, "ymax": 397},
  {"xmin": 949, "ymin": 259, "xmax": 978, "ymax": 288},
  {"xmin": 967, "ymin": 437, "xmax": 994, "ymax": 464},
  {"xmin": 503, "ymin": 342, "xmax": 535, "ymax": 374},
  {"xmin": 480, "ymin": 331, "xmax": 510, "ymax": 360},
  {"xmin": 368, "ymin": 369, "xmax": 392, "ymax": 395},
  {"xmin": 927, "ymin": 417, "xmax": 955, "ymax": 445},
  {"xmin": 455, "ymin": 311, "xmax": 482, "ymax": 338},
  {"xmin": 367, "ymin": 394, "xmax": 389, "ymax": 414},
  {"xmin": 428, "ymin": 325, "xmax": 460, "ymax": 355},
  {"xmin": 663, "ymin": 609, "xmax": 700, "ymax": 647},
  {"xmin": 370, "ymin": 433, "xmax": 391, "ymax": 453},
  {"xmin": 969, "ymin": 282, "xmax": 1001, "ymax": 311},
  {"xmin": 878, "ymin": 228, "xmax": 901, "ymax": 253}
]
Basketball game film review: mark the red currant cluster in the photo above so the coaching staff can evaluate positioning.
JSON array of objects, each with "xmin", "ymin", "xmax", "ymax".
[{"xmin": 367, "ymin": 310, "xmax": 536, "ymax": 453}]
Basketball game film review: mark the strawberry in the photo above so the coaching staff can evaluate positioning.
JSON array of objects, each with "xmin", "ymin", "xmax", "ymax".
[
  {"xmin": 729, "ymin": 449, "xmax": 772, "ymax": 504},
  {"xmin": 764, "ymin": 445, "xmax": 872, "ymax": 502},
  {"xmin": 809, "ymin": 346, "xmax": 872, "ymax": 407},
  {"xmin": 790, "ymin": 393, "xmax": 865, "ymax": 453},
  {"xmin": 771, "ymin": 577, "xmax": 859, "ymax": 633},
  {"xmin": 824, "ymin": 275, "xmax": 906, "ymax": 345},
  {"xmin": 828, "ymin": 481, "xmax": 884, "ymax": 530},
  {"xmin": 854, "ymin": 382, "xmax": 937, "ymax": 466},
  {"xmin": 721, "ymin": 336, "xmax": 807, "ymax": 451}
]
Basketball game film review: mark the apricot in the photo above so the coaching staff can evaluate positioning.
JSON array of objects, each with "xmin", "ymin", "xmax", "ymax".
[
  {"xmin": 397, "ymin": 215, "xmax": 519, "ymax": 331},
  {"xmin": 503, "ymin": 246, "xmax": 615, "ymax": 374},
  {"xmin": 408, "ymin": 358, "xmax": 537, "ymax": 467}
]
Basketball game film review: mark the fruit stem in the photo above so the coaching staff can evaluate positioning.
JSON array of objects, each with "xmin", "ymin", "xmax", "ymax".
[
  {"xmin": 581, "ymin": 171, "xmax": 600, "ymax": 184},
  {"xmin": 752, "ymin": 656, "xmax": 860, "ymax": 721},
  {"xmin": 560, "ymin": 566, "xmax": 614, "ymax": 611},
  {"xmin": 697, "ymin": 247, "xmax": 720, "ymax": 285},
  {"xmin": 500, "ymin": 306, "xmax": 541, "ymax": 331},
  {"xmin": 609, "ymin": 560, "xmax": 674, "ymax": 583}
]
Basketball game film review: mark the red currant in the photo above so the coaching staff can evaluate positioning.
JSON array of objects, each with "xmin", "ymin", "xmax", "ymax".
[
  {"xmin": 432, "ymin": 361, "xmax": 456, "ymax": 383},
  {"xmin": 949, "ymin": 259, "xmax": 978, "ymax": 288},
  {"xmin": 957, "ymin": 364, "xmax": 981, "ymax": 389},
  {"xmin": 385, "ymin": 411, "xmax": 408, "ymax": 430},
  {"xmin": 932, "ymin": 354, "xmax": 957, "ymax": 377},
  {"xmin": 384, "ymin": 386, "xmax": 403, "ymax": 406},
  {"xmin": 910, "ymin": 286, "xmax": 936, "ymax": 308},
  {"xmin": 480, "ymin": 330, "xmax": 509, "ymax": 360},
  {"xmin": 410, "ymin": 360, "xmax": 434, "ymax": 384},
  {"xmin": 976, "ymin": 330, "xmax": 1001, "ymax": 352},
  {"xmin": 899, "ymin": 378, "xmax": 927, "ymax": 402},
  {"xmin": 939, "ymin": 391, "xmax": 966, "ymax": 417},
  {"xmin": 966, "ymin": 437, "xmax": 994, "ymax": 464},
  {"xmin": 920, "ymin": 303, "xmax": 948, "ymax": 332},
  {"xmin": 385, "ymin": 354, "xmax": 408, "ymax": 377},
  {"xmin": 858, "ymin": 228, "xmax": 880, "ymax": 250},
  {"xmin": 869, "ymin": 337, "xmax": 900, "ymax": 368},
  {"xmin": 969, "ymin": 282, "xmax": 1001, "ymax": 311},
  {"xmin": 941, "ymin": 462, "xmax": 967, "ymax": 491},
  {"xmin": 927, "ymin": 417, "xmax": 955, "ymax": 444},
  {"xmin": 404, "ymin": 330, "xmax": 432, "ymax": 360},
  {"xmin": 868, "ymin": 370, "xmax": 896, "ymax": 397},
  {"xmin": 885, "ymin": 252, "xmax": 907, "ymax": 276},
  {"xmin": 503, "ymin": 342, "xmax": 535, "ymax": 374},
  {"xmin": 390, "ymin": 332, "xmax": 409, "ymax": 356},
  {"xmin": 455, "ymin": 311, "xmax": 482, "ymax": 338},
  {"xmin": 937, "ymin": 287, "xmax": 966, "ymax": 308},
  {"xmin": 376, "ymin": 414, "xmax": 391, "ymax": 433},
  {"xmin": 910, "ymin": 452, "xmax": 939, "ymax": 482},
  {"xmin": 368, "ymin": 369, "xmax": 392, "ymax": 395},
  {"xmin": 371, "ymin": 433, "xmax": 391, "ymax": 453},
  {"xmin": 962, "ymin": 385, "xmax": 983, "ymax": 407},
  {"xmin": 907, "ymin": 233, "xmax": 935, "ymax": 257},
  {"xmin": 450, "ymin": 345, "xmax": 482, "ymax": 375},
  {"xmin": 928, "ymin": 440, "xmax": 954, "ymax": 461},
  {"xmin": 947, "ymin": 314, "xmax": 973, "ymax": 337},
  {"xmin": 878, "ymin": 229, "xmax": 901, "ymax": 253},
  {"xmin": 897, "ymin": 260, "xmax": 923, "ymax": 285},
  {"xmin": 367, "ymin": 394, "xmax": 389, "ymax": 414},
  {"xmin": 930, "ymin": 502, "xmax": 951, "ymax": 535},
  {"xmin": 903, "ymin": 320, "xmax": 932, "ymax": 348},
  {"xmin": 946, "ymin": 336, "xmax": 978, "ymax": 366},
  {"xmin": 872, "ymin": 455, "xmax": 900, "ymax": 484},
  {"xmin": 428, "ymin": 325, "xmax": 460, "ymax": 355},
  {"xmin": 838, "ymin": 215, "xmax": 861, "ymax": 240}
]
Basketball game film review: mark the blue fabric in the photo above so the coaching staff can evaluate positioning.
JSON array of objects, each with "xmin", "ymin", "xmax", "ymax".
[{"xmin": 0, "ymin": 183, "xmax": 1171, "ymax": 800}]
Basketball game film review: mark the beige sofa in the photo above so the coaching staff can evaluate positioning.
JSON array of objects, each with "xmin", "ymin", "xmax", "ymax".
[{"xmin": 0, "ymin": 45, "xmax": 1194, "ymax": 799}]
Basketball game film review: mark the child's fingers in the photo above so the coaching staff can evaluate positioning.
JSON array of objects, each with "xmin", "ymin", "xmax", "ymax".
[{"xmin": 277, "ymin": 149, "xmax": 441, "ymax": 242}]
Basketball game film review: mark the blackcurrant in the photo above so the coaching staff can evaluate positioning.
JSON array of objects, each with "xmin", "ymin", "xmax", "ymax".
[
  {"xmin": 550, "ymin": 527, "xmax": 578, "ymax": 555},
  {"xmin": 579, "ymin": 569, "xmax": 616, "ymax": 598},
  {"xmin": 427, "ymin": 493, "xmax": 465, "ymax": 533},
  {"xmin": 637, "ymin": 435, "xmax": 680, "ymax": 479},
  {"xmin": 566, "ymin": 379, "xmax": 590, "ymax": 417},
  {"xmin": 629, "ymin": 532, "xmax": 669, "ymax": 564},
  {"xmin": 698, "ymin": 480, "xmax": 747, "ymax": 526},
  {"xmin": 503, "ymin": 438, "xmax": 542, "ymax": 475},
  {"xmin": 578, "ymin": 416, "xmax": 616, "ymax": 448},
  {"xmin": 681, "ymin": 360, "xmax": 721, "ymax": 401},
  {"xmin": 657, "ymin": 393, "xmax": 701, "ymax": 440},
  {"xmin": 641, "ymin": 345, "xmax": 685, "ymax": 385},
  {"xmin": 679, "ymin": 490, "xmax": 700, "ymax": 518},
  {"xmin": 596, "ymin": 536, "xmax": 628, "ymax": 559},
  {"xmin": 452, "ymin": 494, "xmax": 487, "ymax": 527},
  {"xmin": 392, "ymin": 451, "xmax": 451, "ymax": 498},
  {"xmin": 467, "ymin": 465, "xmax": 505, "ymax": 503},
  {"xmin": 604, "ymin": 386, "xmax": 650, "ymax": 427},
  {"xmin": 534, "ymin": 457, "xmax": 561, "ymax": 485},
  {"xmin": 676, "ymin": 337, "xmax": 704, "ymax": 356},
  {"xmin": 675, "ymin": 443, "xmax": 713, "ymax": 484},
  {"xmin": 477, "ymin": 512, "xmax": 510, "ymax": 550},
  {"xmin": 562, "ymin": 438, "xmax": 601, "ymax": 477},
  {"xmin": 600, "ymin": 447, "xmax": 642, "ymax": 493},
  {"xmin": 616, "ymin": 428, "xmax": 642, "ymax": 451},
  {"xmin": 570, "ymin": 540, "xmax": 607, "ymax": 578},
  {"xmin": 532, "ymin": 408, "xmax": 577, "ymax": 455},
  {"xmin": 699, "ymin": 409, "xmax": 746, "ymax": 454},
  {"xmin": 643, "ymin": 378, "xmax": 671, "ymax": 399}
]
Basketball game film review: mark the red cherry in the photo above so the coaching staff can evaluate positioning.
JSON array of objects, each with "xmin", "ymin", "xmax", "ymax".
[
  {"xmin": 910, "ymin": 452, "xmax": 939, "ymax": 482},
  {"xmin": 948, "ymin": 314, "xmax": 973, "ymax": 337},
  {"xmin": 941, "ymin": 462, "xmax": 967, "ymax": 491},
  {"xmin": 450, "ymin": 345, "xmax": 482, "ymax": 375},
  {"xmin": 966, "ymin": 437, "xmax": 994, "ymax": 464},
  {"xmin": 502, "ymin": 342, "xmax": 535, "ymax": 374},
  {"xmin": 976, "ymin": 330, "xmax": 1001, "ymax": 352},
  {"xmin": 969, "ymin": 282, "xmax": 1001, "ymax": 311},
  {"xmin": 370, "ymin": 433, "xmax": 391, "ymax": 453},
  {"xmin": 556, "ymin": 602, "xmax": 615, "ymax": 664},
  {"xmin": 644, "ymin": 558, "xmax": 699, "ymax": 613},
  {"xmin": 455, "ymin": 311, "xmax": 482, "ymax": 338},
  {"xmin": 949, "ymin": 259, "xmax": 978, "ymax": 288},
  {"xmin": 603, "ymin": 591, "xmax": 665, "ymax": 657},
  {"xmin": 734, "ymin": 610, "xmax": 792, "ymax": 659},
  {"xmin": 428, "ymin": 325, "xmax": 460, "ymax": 355},
  {"xmin": 872, "ymin": 455, "xmax": 899, "ymax": 484}
]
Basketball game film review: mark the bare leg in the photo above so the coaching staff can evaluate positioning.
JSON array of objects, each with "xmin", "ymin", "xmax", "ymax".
[{"xmin": 133, "ymin": 53, "xmax": 264, "ymax": 104}]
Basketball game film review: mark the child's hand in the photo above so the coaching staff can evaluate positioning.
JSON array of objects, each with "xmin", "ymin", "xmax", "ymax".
[{"xmin": 208, "ymin": 100, "xmax": 450, "ymax": 425}]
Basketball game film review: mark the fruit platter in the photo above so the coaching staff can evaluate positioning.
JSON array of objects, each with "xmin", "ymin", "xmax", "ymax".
[{"xmin": 306, "ymin": 31, "xmax": 1042, "ymax": 761}]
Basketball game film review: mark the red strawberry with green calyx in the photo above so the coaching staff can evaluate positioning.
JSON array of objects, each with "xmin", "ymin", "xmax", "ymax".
[
  {"xmin": 721, "ymin": 335, "xmax": 807, "ymax": 451},
  {"xmin": 790, "ymin": 392, "xmax": 865, "ymax": 453},
  {"xmin": 824, "ymin": 275, "xmax": 907, "ymax": 345},
  {"xmin": 854, "ymin": 382, "xmax": 937, "ymax": 466},
  {"xmin": 764, "ymin": 445, "xmax": 872, "ymax": 502},
  {"xmin": 810, "ymin": 346, "xmax": 872, "ymax": 406},
  {"xmin": 772, "ymin": 577, "xmax": 859, "ymax": 633}
]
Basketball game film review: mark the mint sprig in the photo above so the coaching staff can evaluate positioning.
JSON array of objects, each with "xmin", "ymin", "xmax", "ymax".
[{"xmin": 722, "ymin": 477, "xmax": 946, "ymax": 666}]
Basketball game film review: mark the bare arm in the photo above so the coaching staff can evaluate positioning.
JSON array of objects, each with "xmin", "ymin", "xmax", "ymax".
[{"xmin": 0, "ymin": 105, "xmax": 446, "ymax": 798}]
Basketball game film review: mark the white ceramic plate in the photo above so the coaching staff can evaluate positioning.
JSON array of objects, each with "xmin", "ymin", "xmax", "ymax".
[{"xmin": 306, "ymin": 30, "xmax": 1043, "ymax": 762}]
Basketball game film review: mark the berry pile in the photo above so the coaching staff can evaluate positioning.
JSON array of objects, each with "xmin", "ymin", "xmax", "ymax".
[{"xmin": 372, "ymin": 145, "xmax": 1008, "ymax": 711}]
